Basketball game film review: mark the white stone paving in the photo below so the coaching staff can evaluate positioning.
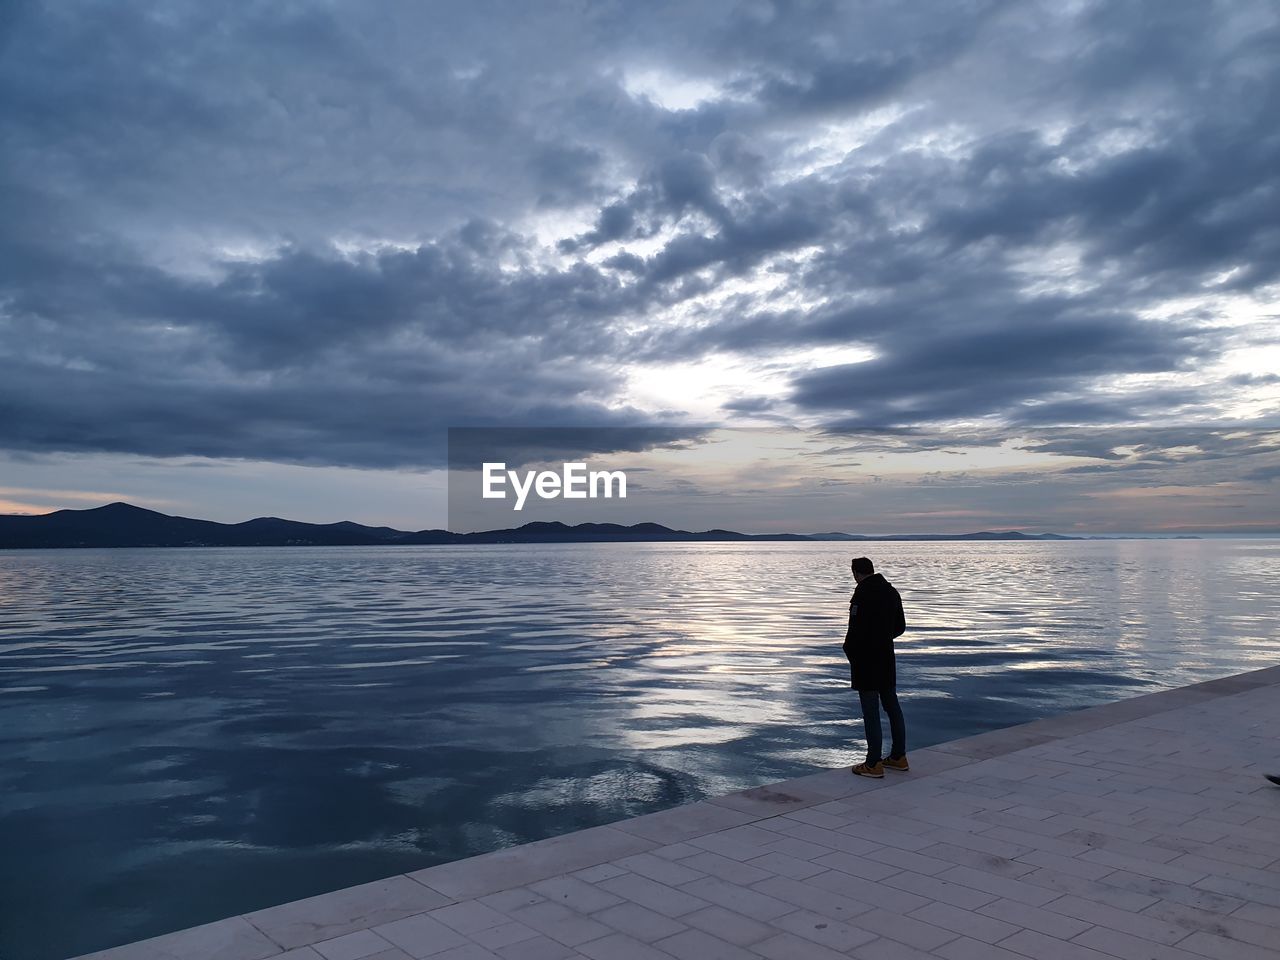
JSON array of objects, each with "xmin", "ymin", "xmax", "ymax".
[{"xmin": 75, "ymin": 666, "xmax": 1280, "ymax": 960}]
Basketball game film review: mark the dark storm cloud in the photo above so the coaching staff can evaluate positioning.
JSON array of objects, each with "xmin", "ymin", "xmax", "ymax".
[
  {"xmin": 1028, "ymin": 424, "xmax": 1280, "ymax": 464},
  {"xmin": 1247, "ymin": 463, "xmax": 1280, "ymax": 483},
  {"xmin": 789, "ymin": 308, "xmax": 1213, "ymax": 428},
  {"xmin": 446, "ymin": 427, "xmax": 714, "ymax": 471},
  {"xmin": 2, "ymin": 0, "xmax": 1278, "ymax": 475}
]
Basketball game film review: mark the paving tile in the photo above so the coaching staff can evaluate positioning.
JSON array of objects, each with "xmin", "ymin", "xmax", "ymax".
[
  {"xmin": 677, "ymin": 850, "xmax": 774, "ymax": 885},
  {"xmin": 761, "ymin": 819, "xmax": 880, "ymax": 856},
  {"xmin": 848, "ymin": 934, "xmax": 943, "ymax": 960},
  {"xmin": 768, "ymin": 908, "xmax": 879, "ymax": 952},
  {"xmin": 743, "ymin": 851, "xmax": 827, "ymax": 880},
  {"xmin": 1170, "ymin": 839, "xmax": 1278, "ymax": 870},
  {"xmin": 1039, "ymin": 894, "xmax": 1188, "ymax": 945},
  {"xmin": 753, "ymin": 931, "xmax": 861, "ymax": 960},
  {"xmin": 654, "ymin": 927, "xmax": 763, "ymax": 960},
  {"xmin": 425, "ymin": 902, "xmax": 511, "ymax": 936},
  {"xmin": 314, "ymin": 929, "xmax": 395, "ymax": 960},
  {"xmin": 748, "ymin": 873, "xmax": 875, "ymax": 921},
  {"xmin": 408, "ymin": 827, "xmax": 654, "ymax": 900},
  {"xmin": 1068, "ymin": 926, "xmax": 1212, "ymax": 960},
  {"xmin": 1075, "ymin": 850, "xmax": 1210, "ymax": 887},
  {"xmin": 1165, "ymin": 852, "xmax": 1280, "ymax": 892},
  {"xmin": 843, "ymin": 906, "xmax": 959, "ymax": 952},
  {"xmin": 503, "ymin": 901, "xmax": 613, "ymax": 947},
  {"xmin": 1138, "ymin": 899, "xmax": 1280, "ymax": 949},
  {"xmin": 493, "ymin": 934, "xmax": 579, "ymax": 960},
  {"xmin": 528, "ymin": 875, "xmax": 626, "ymax": 913},
  {"xmin": 921, "ymin": 826, "xmax": 1034, "ymax": 860},
  {"xmin": 935, "ymin": 935, "xmax": 1037, "ymax": 960},
  {"xmin": 607, "ymin": 802, "xmax": 757, "ymax": 845},
  {"xmin": 431, "ymin": 947, "xmax": 501, "ymax": 960},
  {"xmin": 613, "ymin": 852, "xmax": 706, "ymax": 886},
  {"xmin": 799, "ymin": 868, "xmax": 929, "ymax": 914},
  {"xmin": 1232, "ymin": 901, "xmax": 1280, "ymax": 930},
  {"xmin": 74, "ymin": 917, "xmax": 282, "ymax": 960},
  {"xmin": 1174, "ymin": 930, "xmax": 1280, "ymax": 960},
  {"xmin": 576, "ymin": 932, "xmax": 678, "ymax": 960},
  {"xmin": 757, "ymin": 833, "xmax": 838, "ymax": 862},
  {"xmin": 935, "ymin": 864, "xmax": 1060, "ymax": 906},
  {"xmin": 811, "ymin": 849, "xmax": 904, "ymax": 882},
  {"xmin": 650, "ymin": 842, "xmax": 703, "ymax": 861},
  {"xmin": 589, "ymin": 901, "xmax": 687, "ymax": 942},
  {"xmin": 1098, "ymin": 870, "xmax": 1244, "ymax": 915},
  {"xmin": 779, "ymin": 769, "xmax": 870, "ymax": 800},
  {"xmin": 595, "ymin": 872, "xmax": 710, "ymax": 919},
  {"xmin": 684, "ymin": 830, "xmax": 774, "ymax": 863},
  {"xmin": 675, "ymin": 876, "xmax": 795, "ymax": 921},
  {"xmin": 781, "ymin": 806, "xmax": 856, "ymax": 830},
  {"xmin": 915, "ymin": 841, "xmax": 1038, "ymax": 879},
  {"xmin": 1057, "ymin": 828, "xmax": 1185, "ymax": 865},
  {"xmin": 704, "ymin": 782, "xmax": 830, "ymax": 817},
  {"xmin": 998, "ymin": 928, "xmax": 1119, "ymax": 960},
  {"xmin": 883, "ymin": 870, "xmax": 998, "ymax": 911},
  {"xmin": 371, "ymin": 913, "xmax": 472, "ymax": 958},
  {"xmin": 476, "ymin": 888, "xmax": 545, "ymax": 914},
  {"xmin": 836, "ymin": 820, "xmax": 940, "ymax": 853},
  {"xmin": 976, "ymin": 899, "xmax": 1094, "ymax": 941},
  {"xmin": 1018, "ymin": 867, "xmax": 1161, "ymax": 912},
  {"xmin": 679, "ymin": 905, "xmax": 779, "ymax": 947},
  {"xmin": 866, "ymin": 845, "xmax": 959, "ymax": 877},
  {"xmin": 1004, "ymin": 804, "xmax": 1059, "ymax": 821},
  {"xmin": 978, "ymin": 809, "xmax": 1079, "ymax": 837},
  {"xmin": 573, "ymin": 864, "xmax": 628, "ymax": 884},
  {"xmin": 246, "ymin": 879, "xmax": 454, "ymax": 951},
  {"xmin": 468, "ymin": 921, "xmax": 541, "ymax": 950},
  {"xmin": 907, "ymin": 900, "xmax": 1022, "ymax": 944},
  {"xmin": 977, "ymin": 825, "xmax": 1093, "ymax": 858},
  {"xmin": 1013, "ymin": 849, "xmax": 1115, "ymax": 881}
]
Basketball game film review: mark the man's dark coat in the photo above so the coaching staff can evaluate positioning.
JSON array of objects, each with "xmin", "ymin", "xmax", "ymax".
[{"xmin": 842, "ymin": 572, "xmax": 906, "ymax": 691}]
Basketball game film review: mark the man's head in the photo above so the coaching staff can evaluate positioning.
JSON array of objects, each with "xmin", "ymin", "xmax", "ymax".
[{"xmin": 851, "ymin": 556, "xmax": 874, "ymax": 583}]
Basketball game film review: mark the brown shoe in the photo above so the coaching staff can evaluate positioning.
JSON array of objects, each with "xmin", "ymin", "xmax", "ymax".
[
  {"xmin": 882, "ymin": 756, "xmax": 909, "ymax": 772},
  {"xmin": 851, "ymin": 761, "xmax": 884, "ymax": 778}
]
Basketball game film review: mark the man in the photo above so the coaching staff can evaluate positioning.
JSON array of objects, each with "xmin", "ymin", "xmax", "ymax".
[{"xmin": 843, "ymin": 557, "xmax": 907, "ymax": 778}]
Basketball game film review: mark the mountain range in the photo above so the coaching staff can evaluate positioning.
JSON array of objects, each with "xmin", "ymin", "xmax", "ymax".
[{"xmin": 0, "ymin": 502, "xmax": 1099, "ymax": 548}]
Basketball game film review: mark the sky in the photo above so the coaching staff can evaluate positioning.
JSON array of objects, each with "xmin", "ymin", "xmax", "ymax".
[{"xmin": 1, "ymin": 0, "xmax": 1278, "ymax": 534}]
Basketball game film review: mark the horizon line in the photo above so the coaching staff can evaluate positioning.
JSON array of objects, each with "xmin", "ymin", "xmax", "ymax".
[{"xmin": 2, "ymin": 500, "xmax": 1278, "ymax": 540}]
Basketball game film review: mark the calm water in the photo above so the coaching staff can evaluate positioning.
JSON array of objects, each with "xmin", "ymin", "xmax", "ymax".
[{"xmin": 1, "ymin": 540, "xmax": 1277, "ymax": 959}]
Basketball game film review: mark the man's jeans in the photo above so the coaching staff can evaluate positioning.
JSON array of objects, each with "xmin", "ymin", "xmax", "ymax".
[{"xmin": 859, "ymin": 688, "xmax": 906, "ymax": 765}]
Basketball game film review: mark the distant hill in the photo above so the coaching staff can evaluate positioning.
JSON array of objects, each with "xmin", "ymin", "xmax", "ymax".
[
  {"xmin": 0, "ymin": 501, "xmax": 1097, "ymax": 548},
  {"xmin": 807, "ymin": 530, "xmax": 1078, "ymax": 542}
]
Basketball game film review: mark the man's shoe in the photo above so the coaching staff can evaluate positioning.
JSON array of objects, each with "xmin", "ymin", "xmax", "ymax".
[
  {"xmin": 852, "ymin": 761, "xmax": 884, "ymax": 778},
  {"xmin": 882, "ymin": 755, "xmax": 909, "ymax": 772},
  {"xmin": 1266, "ymin": 774, "xmax": 1280, "ymax": 786}
]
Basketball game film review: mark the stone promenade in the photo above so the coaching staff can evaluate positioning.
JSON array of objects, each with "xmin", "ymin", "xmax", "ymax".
[{"xmin": 79, "ymin": 665, "xmax": 1280, "ymax": 960}]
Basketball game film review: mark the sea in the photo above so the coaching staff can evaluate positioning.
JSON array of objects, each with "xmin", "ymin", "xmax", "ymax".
[{"xmin": 0, "ymin": 539, "xmax": 1276, "ymax": 959}]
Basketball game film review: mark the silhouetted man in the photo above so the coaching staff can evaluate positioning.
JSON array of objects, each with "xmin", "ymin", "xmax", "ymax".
[{"xmin": 843, "ymin": 557, "xmax": 907, "ymax": 778}]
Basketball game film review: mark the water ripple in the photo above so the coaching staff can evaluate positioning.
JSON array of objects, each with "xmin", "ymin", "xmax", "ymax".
[{"xmin": 0, "ymin": 540, "xmax": 1277, "ymax": 960}]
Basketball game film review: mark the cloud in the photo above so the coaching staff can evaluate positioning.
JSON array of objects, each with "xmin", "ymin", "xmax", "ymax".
[
  {"xmin": 789, "ymin": 307, "xmax": 1213, "ymax": 428},
  {"xmin": 1, "ymin": 0, "xmax": 1278, "ymax": 513}
]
